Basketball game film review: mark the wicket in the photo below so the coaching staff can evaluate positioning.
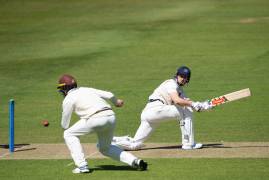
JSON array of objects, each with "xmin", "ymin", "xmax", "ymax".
[{"xmin": 9, "ymin": 99, "xmax": 15, "ymax": 153}]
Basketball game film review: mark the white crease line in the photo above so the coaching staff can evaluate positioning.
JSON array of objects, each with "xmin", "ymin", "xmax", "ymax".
[{"xmin": 66, "ymin": 151, "xmax": 99, "ymax": 167}]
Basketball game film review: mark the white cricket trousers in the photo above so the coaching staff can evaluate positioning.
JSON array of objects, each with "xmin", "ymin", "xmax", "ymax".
[
  {"xmin": 64, "ymin": 110, "xmax": 137, "ymax": 167},
  {"xmin": 133, "ymin": 101, "xmax": 194, "ymax": 147}
]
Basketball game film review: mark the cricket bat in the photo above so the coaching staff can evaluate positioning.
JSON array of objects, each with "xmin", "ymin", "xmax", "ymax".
[{"xmin": 210, "ymin": 88, "xmax": 251, "ymax": 106}]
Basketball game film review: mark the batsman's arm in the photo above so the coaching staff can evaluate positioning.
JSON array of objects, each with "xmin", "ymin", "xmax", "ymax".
[
  {"xmin": 170, "ymin": 92, "xmax": 193, "ymax": 107},
  {"xmin": 170, "ymin": 92, "xmax": 211, "ymax": 111}
]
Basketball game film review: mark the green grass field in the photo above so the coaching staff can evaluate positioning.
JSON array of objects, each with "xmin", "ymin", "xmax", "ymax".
[
  {"xmin": 0, "ymin": 0, "xmax": 268, "ymax": 179},
  {"xmin": 0, "ymin": 159, "xmax": 269, "ymax": 180}
]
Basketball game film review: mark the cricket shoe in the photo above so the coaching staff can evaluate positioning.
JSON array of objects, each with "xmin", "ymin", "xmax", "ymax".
[
  {"xmin": 72, "ymin": 165, "xmax": 91, "ymax": 174},
  {"xmin": 132, "ymin": 159, "xmax": 148, "ymax": 171},
  {"xmin": 182, "ymin": 143, "xmax": 203, "ymax": 150}
]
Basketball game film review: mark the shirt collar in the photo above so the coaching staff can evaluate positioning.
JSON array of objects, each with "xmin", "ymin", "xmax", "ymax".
[{"xmin": 67, "ymin": 87, "xmax": 78, "ymax": 94}]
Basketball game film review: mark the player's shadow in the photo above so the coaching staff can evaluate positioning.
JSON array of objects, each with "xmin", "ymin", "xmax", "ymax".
[
  {"xmin": 92, "ymin": 165, "xmax": 138, "ymax": 171},
  {"xmin": 139, "ymin": 145, "xmax": 180, "ymax": 150},
  {"xmin": 202, "ymin": 143, "xmax": 228, "ymax": 148},
  {"xmin": 0, "ymin": 144, "xmax": 30, "ymax": 149},
  {"xmin": 139, "ymin": 143, "xmax": 226, "ymax": 150},
  {"xmin": 0, "ymin": 144, "xmax": 36, "ymax": 152}
]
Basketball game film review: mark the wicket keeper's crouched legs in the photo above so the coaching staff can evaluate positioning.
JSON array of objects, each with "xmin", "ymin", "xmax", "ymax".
[{"xmin": 64, "ymin": 110, "xmax": 147, "ymax": 173}]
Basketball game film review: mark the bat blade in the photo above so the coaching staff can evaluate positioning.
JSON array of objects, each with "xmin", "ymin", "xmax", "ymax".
[{"xmin": 210, "ymin": 88, "xmax": 251, "ymax": 106}]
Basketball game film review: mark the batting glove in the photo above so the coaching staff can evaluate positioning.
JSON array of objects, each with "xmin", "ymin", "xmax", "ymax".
[
  {"xmin": 200, "ymin": 100, "xmax": 213, "ymax": 111},
  {"xmin": 191, "ymin": 101, "xmax": 203, "ymax": 112}
]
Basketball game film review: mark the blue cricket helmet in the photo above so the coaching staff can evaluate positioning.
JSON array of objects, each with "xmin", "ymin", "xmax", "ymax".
[{"xmin": 176, "ymin": 66, "xmax": 191, "ymax": 83}]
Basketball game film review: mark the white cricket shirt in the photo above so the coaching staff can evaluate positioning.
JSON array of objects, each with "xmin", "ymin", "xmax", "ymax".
[
  {"xmin": 61, "ymin": 87, "xmax": 116, "ymax": 129},
  {"xmin": 148, "ymin": 79, "xmax": 186, "ymax": 105}
]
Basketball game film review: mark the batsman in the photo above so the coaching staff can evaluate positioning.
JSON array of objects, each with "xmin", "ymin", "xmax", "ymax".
[{"xmin": 113, "ymin": 66, "xmax": 213, "ymax": 150}]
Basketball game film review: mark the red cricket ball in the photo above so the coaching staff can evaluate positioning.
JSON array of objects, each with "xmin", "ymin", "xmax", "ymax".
[{"xmin": 42, "ymin": 120, "xmax": 49, "ymax": 127}]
